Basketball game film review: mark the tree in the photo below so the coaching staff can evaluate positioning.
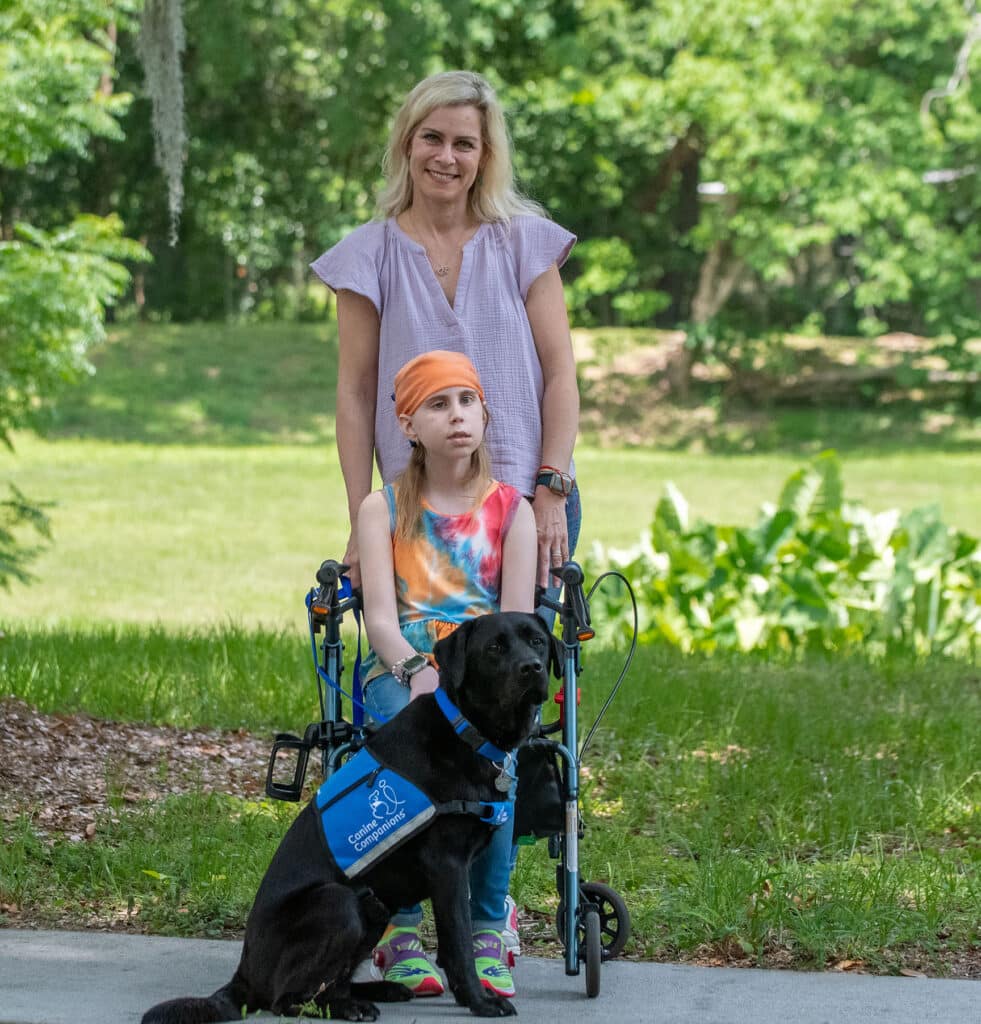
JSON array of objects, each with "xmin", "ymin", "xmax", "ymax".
[{"xmin": 0, "ymin": 0, "xmax": 148, "ymax": 585}]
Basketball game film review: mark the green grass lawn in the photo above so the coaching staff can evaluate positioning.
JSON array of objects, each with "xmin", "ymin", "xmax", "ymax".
[
  {"xmin": 3, "ymin": 435, "xmax": 979, "ymax": 628},
  {"xmin": 1, "ymin": 321, "xmax": 978, "ymax": 973},
  {"xmin": 2, "ymin": 320, "xmax": 978, "ymax": 628},
  {"xmin": 2, "ymin": 631, "xmax": 977, "ymax": 972}
]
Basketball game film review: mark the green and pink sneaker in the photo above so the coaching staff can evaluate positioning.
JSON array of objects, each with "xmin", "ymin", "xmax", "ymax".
[
  {"xmin": 473, "ymin": 929, "xmax": 516, "ymax": 998},
  {"xmin": 372, "ymin": 926, "xmax": 445, "ymax": 997}
]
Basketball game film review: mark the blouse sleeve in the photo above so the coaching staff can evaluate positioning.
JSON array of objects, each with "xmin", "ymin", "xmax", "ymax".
[
  {"xmin": 509, "ymin": 216, "xmax": 577, "ymax": 301},
  {"xmin": 309, "ymin": 224, "xmax": 384, "ymax": 315}
]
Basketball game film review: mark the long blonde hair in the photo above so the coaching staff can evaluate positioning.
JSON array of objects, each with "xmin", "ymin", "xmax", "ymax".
[
  {"xmin": 377, "ymin": 70, "xmax": 546, "ymax": 224},
  {"xmin": 394, "ymin": 433, "xmax": 493, "ymax": 542}
]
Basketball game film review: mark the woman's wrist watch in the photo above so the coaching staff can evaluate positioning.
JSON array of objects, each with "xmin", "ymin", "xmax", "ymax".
[
  {"xmin": 536, "ymin": 464, "xmax": 575, "ymax": 497},
  {"xmin": 391, "ymin": 652, "xmax": 429, "ymax": 686}
]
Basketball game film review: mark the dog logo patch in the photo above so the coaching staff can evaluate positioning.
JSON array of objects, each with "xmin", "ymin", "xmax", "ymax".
[
  {"xmin": 368, "ymin": 780, "xmax": 405, "ymax": 819},
  {"xmin": 315, "ymin": 750, "xmax": 437, "ymax": 879}
]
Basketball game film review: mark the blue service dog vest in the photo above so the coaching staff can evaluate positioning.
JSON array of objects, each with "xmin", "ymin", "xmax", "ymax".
[{"xmin": 315, "ymin": 748, "xmax": 513, "ymax": 880}]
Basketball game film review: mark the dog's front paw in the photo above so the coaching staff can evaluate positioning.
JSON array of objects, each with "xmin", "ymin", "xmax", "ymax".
[
  {"xmin": 351, "ymin": 980, "xmax": 413, "ymax": 1004},
  {"xmin": 469, "ymin": 993, "xmax": 517, "ymax": 1017},
  {"xmin": 325, "ymin": 996, "xmax": 381, "ymax": 1021}
]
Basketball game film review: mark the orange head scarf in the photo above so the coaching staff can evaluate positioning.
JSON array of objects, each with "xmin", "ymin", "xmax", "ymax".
[{"xmin": 393, "ymin": 350, "xmax": 485, "ymax": 419}]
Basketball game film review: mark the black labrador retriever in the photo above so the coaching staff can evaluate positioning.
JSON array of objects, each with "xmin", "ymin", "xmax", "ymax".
[{"xmin": 141, "ymin": 611, "xmax": 558, "ymax": 1023}]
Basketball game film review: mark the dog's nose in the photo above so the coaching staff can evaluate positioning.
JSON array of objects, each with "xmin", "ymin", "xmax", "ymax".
[{"xmin": 520, "ymin": 658, "xmax": 549, "ymax": 702}]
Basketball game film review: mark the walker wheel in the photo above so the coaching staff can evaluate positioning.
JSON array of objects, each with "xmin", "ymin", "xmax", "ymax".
[
  {"xmin": 556, "ymin": 881, "xmax": 631, "ymax": 961},
  {"xmin": 583, "ymin": 906, "xmax": 601, "ymax": 998}
]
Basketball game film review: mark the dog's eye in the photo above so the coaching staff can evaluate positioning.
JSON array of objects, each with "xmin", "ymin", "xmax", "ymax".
[
  {"xmin": 486, "ymin": 641, "xmax": 501, "ymax": 654},
  {"xmin": 530, "ymin": 635, "xmax": 545, "ymax": 647}
]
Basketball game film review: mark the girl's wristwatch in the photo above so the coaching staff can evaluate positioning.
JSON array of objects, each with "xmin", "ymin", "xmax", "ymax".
[{"xmin": 391, "ymin": 652, "xmax": 429, "ymax": 686}]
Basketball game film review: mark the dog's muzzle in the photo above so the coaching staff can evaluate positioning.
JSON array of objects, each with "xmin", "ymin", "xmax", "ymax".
[{"xmin": 519, "ymin": 657, "xmax": 550, "ymax": 704}]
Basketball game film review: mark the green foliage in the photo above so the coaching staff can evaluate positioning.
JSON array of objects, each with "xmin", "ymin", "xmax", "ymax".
[
  {"xmin": 0, "ymin": 216, "xmax": 148, "ymax": 444},
  {"xmin": 0, "ymin": 484, "xmax": 51, "ymax": 588},
  {"xmin": 0, "ymin": 0, "xmax": 136, "ymax": 168},
  {"xmin": 0, "ymin": 0, "xmax": 147, "ymax": 442},
  {"xmin": 0, "ymin": 0, "xmax": 148, "ymax": 589},
  {"xmin": 12, "ymin": 0, "xmax": 976, "ymax": 351},
  {"xmin": 590, "ymin": 451, "xmax": 980, "ymax": 659}
]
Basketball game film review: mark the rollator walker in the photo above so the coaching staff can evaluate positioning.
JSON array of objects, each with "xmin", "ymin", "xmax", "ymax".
[{"xmin": 266, "ymin": 557, "xmax": 633, "ymax": 998}]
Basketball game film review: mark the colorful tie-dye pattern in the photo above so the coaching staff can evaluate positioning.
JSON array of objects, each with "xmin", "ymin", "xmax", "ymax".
[{"xmin": 361, "ymin": 480, "xmax": 523, "ymax": 683}]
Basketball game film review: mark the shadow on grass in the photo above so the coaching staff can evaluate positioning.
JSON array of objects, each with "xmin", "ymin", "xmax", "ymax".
[
  {"xmin": 30, "ymin": 322, "xmax": 340, "ymax": 447},
  {"xmin": 580, "ymin": 374, "xmax": 980, "ymax": 456},
  {"xmin": 32, "ymin": 320, "xmax": 980, "ymax": 456}
]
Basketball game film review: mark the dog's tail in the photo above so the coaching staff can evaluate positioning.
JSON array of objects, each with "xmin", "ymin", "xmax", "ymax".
[{"xmin": 141, "ymin": 984, "xmax": 241, "ymax": 1024}]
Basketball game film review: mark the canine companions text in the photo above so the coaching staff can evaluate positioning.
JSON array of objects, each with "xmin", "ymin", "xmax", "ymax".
[{"xmin": 141, "ymin": 611, "xmax": 558, "ymax": 1022}]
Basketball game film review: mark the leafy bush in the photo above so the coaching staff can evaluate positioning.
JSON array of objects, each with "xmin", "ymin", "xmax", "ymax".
[{"xmin": 589, "ymin": 452, "xmax": 980, "ymax": 660}]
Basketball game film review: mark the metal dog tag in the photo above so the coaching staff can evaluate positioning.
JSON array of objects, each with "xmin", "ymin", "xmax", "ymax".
[
  {"xmin": 494, "ymin": 755, "xmax": 515, "ymax": 793},
  {"xmin": 495, "ymin": 771, "xmax": 514, "ymax": 793}
]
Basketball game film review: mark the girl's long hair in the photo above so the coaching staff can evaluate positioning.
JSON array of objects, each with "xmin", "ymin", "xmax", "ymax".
[
  {"xmin": 377, "ymin": 70, "xmax": 545, "ymax": 224},
  {"xmin": 394, "ymin": 436, "xmax": 493, "ymax": 542}
]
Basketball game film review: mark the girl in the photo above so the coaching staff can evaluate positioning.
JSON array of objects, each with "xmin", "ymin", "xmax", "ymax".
[{"xmin": 358, "ymin": 349, "xmax": 537, "ymax": 999}]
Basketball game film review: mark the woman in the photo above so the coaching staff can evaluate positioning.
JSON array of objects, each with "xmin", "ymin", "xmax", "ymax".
[{"xmin": 311, "ymin": 70, "xmax": 580, "ymax": 592}]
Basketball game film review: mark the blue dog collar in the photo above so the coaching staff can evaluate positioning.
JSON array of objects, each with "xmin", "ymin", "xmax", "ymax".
[{"xmin": 434, "ymin": 687, "xmax": 513, "ymax": 764}]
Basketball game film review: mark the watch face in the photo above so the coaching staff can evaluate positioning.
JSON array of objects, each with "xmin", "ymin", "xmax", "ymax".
[{"xmin": 402, "ymin": 654, "xmax": 429, "ymax": 676}]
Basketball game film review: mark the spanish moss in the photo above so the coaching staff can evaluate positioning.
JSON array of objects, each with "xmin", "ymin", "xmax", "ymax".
[{"xmin": 137, "ymin": 0, "xmax": 186, "ymax": 244}]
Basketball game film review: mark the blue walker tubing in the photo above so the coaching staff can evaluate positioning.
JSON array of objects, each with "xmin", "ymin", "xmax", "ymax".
[{"xmin": 561, "ymin": 639, "xmax": 581, "ymax": 975}]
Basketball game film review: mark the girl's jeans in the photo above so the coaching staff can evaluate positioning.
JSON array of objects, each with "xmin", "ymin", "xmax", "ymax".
[{"xmin": 363, "ymin": 673, "xmax": 515, "ymax": 933}]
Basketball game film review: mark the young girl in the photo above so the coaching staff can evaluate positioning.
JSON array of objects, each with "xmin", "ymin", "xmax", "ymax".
[{"xmin": 358, "ymin": 350, "xmax": 537, "ymax": 999}]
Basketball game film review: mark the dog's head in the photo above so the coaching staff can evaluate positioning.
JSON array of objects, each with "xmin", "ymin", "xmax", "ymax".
[{"xmin": 433, "ymin": 612, "xmax": 561, "ymax": 751}]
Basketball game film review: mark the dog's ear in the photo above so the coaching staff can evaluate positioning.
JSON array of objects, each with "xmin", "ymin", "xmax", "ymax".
[{"xmin": 433, "ymin": 621, "xmax": 471, "ymax": 699}]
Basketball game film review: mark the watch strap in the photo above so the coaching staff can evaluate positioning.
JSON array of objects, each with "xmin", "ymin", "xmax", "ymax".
[{"xmin": 536, "ymin": 466, "xmax": 574, "ymax": 497}]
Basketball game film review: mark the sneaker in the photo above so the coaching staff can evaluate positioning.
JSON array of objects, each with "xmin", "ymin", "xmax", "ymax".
[
  {"xmin": 372, "ymin": 926, "xmax": 445, "ymax": 997},
  {"xmin": 473, "ymin": 929, "xmax": 516, "ymax": 998},
  {"xmin": 501, "ymin": 895, "xmax": 521, "ymax": 965}
]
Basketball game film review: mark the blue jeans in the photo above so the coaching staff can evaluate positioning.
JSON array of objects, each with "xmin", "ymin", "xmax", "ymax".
[
  {"xmin": 364, "ymin": 672, "xmax": 515, "ymax": 932},
  {"xmin": 535, "ymin": 482, "xmax": 583, "ymax": 629}
]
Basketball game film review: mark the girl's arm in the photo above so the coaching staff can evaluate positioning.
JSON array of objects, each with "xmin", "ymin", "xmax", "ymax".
[
  {"xmin": 336, "ymin": 290, "xmax": 381, "ymax": 587},
  {"xmin": 499, "ymin": 498, "xmax": 538, "ymax": 613},
  {"xmin": 526, "ymin": 264, "xmax": 580, "ymax": 586},
  {"xmin": 358, "ymin": 490, "xmax": 439, "ymax": 698}
]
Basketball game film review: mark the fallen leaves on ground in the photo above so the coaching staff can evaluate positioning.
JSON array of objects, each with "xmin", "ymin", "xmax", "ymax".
[{"xmin": 0, "ymin": 697, "xmax": 268, "ymax": 842}]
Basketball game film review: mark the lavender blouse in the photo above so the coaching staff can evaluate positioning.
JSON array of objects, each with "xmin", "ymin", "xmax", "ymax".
[{"xmin": 310, "ymin": 215, "xmax": 576, "ymax": 496}]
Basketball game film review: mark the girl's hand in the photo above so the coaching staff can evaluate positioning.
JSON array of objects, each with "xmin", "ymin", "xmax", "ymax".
[{"xmin": 408, "ymin": 665, "xmax": 440, "ymax": 701}]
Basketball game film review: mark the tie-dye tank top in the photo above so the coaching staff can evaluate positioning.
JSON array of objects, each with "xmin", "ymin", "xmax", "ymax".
[{"xmin": 361, "ymin": 479, "xmax": 523, "ymax": 683}]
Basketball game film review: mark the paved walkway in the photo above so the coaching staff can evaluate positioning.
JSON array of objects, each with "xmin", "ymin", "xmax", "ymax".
[{"xmin": 0, "ymin": 929, "xmax": 976, "ymax": 1024}]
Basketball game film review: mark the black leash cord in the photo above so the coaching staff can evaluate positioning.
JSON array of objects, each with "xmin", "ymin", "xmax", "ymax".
[{"xmin": 579, "ymin": 570, "xmax": 638, "ymax": 761}]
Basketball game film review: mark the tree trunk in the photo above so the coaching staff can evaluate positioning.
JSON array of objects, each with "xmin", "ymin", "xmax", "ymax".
[{"xmin": 668, "ymin": 240, "xmax": 746, "ymax": 398}]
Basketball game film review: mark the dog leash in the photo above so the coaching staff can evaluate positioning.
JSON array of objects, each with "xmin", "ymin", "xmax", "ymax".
[{"xmin": 306, "ymin": 578, "xmax": 373, "ymax": 725}]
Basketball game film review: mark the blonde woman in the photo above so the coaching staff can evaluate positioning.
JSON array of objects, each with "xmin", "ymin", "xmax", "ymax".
[
  {"xmin": 312, "ymin": 70, "xmax": 580, "ymax": 595},
  {"xmin": 357, "ymin": 350, "xmax": 536, "ymax": 999}
]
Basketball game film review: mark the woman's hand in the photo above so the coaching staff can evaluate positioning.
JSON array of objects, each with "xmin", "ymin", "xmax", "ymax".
[
  {"xmin": 342, "ymin": 530, "xmax": 361, "ymax": 589},
  {"xmin": 534, "ymin": 488, "xmax": 569, "ymax": 589},
  {"xmin": 408, "ymin": 665, "xmax": 440, "ymax": 701}
]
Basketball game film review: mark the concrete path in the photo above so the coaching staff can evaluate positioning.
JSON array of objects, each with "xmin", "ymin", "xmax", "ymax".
[{"xmin": 0, "ymin": 929, "xmax": 976, "ymax": 1024}]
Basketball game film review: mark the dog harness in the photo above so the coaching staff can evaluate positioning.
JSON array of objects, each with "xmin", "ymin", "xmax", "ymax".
[{"xmin": 315, "ymin": 690, "xmax": 514, "ymax": 880}]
